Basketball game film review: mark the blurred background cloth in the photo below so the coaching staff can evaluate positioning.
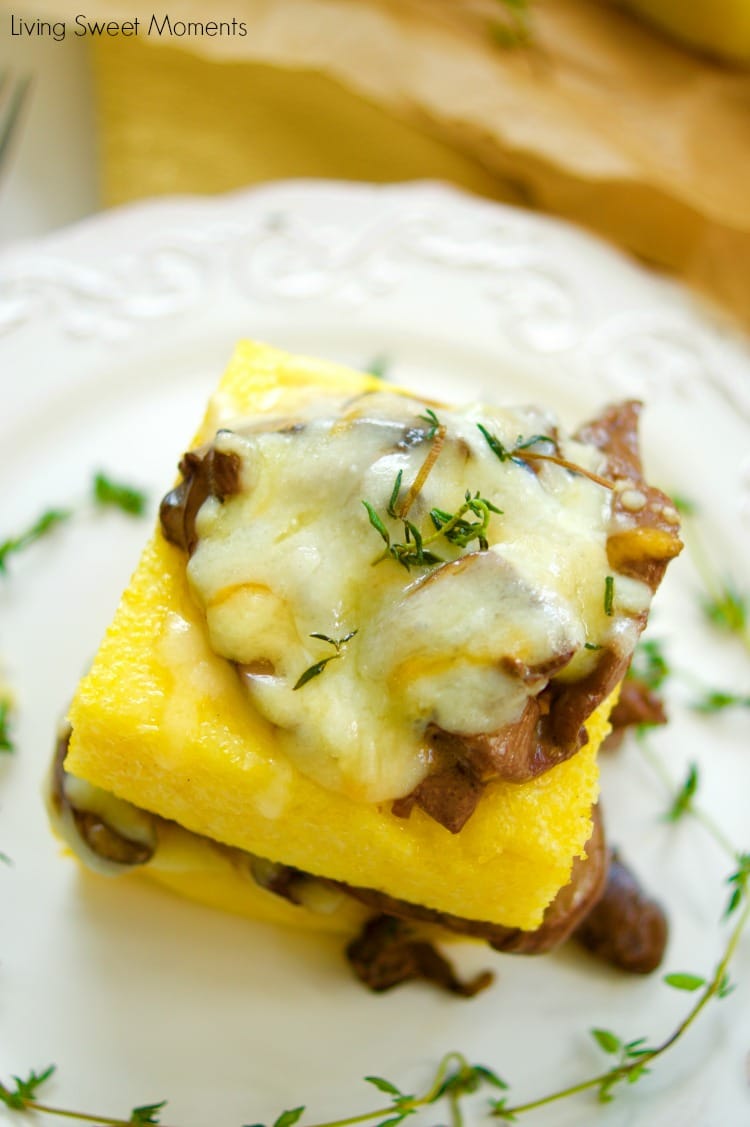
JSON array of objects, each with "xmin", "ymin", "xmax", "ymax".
[{"xmin": 16, "ymin": 0, "xmax": 750, "ymax": 326}]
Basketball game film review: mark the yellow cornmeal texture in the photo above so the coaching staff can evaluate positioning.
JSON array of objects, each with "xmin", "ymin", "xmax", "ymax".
[{"xmin": 66, "ymin": 340, "xmax": 609, "ymax": 932}]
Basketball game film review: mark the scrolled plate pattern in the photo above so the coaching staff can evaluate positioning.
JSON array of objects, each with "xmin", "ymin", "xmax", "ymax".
[{"xmin": 0, "ymin": 182, "xmax": 749, "ymax": 1127}]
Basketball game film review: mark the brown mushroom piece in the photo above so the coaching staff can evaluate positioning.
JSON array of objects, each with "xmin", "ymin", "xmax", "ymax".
[
  {"xmin": 160, "ymin": 443, "xmax": 242, "ymax": 555},
  {"xmin": 339, "ymin": 805, "xmax": 608, "ymax": 955},
  {"xmin": 345, "ymin": 915, "xmax": 494, "ymax": 996},
  {"xmin": 602, "ymin": 678, "xmax": 668, "ymax": 752},
  {"xmin": 575, "ymin": 400, "xmax": 683, "ymax": 592},
  {"xmin": 48, "ymin": 726, "xmax": 157, "ymax": 872},
  {"xmin": 574, "ymin": 849, "xmax": 668, "ymax": 974},
  {"xmin": 383, "ymin": 550, "xmax": 586, "ymax": 832}
]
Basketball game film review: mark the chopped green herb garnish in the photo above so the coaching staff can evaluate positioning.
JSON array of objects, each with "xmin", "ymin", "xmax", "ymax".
[
  {"xmin": 672, "ymin": 494, "xmax": 698, "ymax": 517},
  {"xmin": 663, "ymin": 972, "xmax": 706, "ymax": 992},
  {"xmin": 477, "ymin": 425, "xmax": 615, "ymax": 489},
  {"xmin": 129, "ymin": 1102, "xmax": 167, "ymax": 1125},
  {"xmin": 476, "ymin": 423, "xmax": 515, "ymax": 463},
  {"xmin": 0, "ymin": 509, "xmax": 71, "ymax": 575},
  {"xmin": 0, "ymin": 700, "xmax": 14, "ymax": 754},
  {"xmin": 93, "ymin": 472, "xmax": 148, "ymax": 517},
  {"xmin": 271, "ymin": 1108, "xmax": 305, "ymax": 1127},
  {"xmin": 365, "ymin": 488, "xmax": 501, "ymax": 571},
  {"xmin": 362, "ymin": 500, "xmax": 390, "ymax": 547},
  {"xmin": 690, "ymin": 689, "xmax": 750, "ymax": 714},
  {"xmin": 604, "ymin": 575, "xmax": 615, "ymax": 616},
  {"xmin": 701, "ymin": 581, "xmax": 748, "ymax": 637},
  {"xmin": 584, "ymin": 642, "xmax": 602, "ymax": 651},
  {"xmin": 0, "ymin": 1065, "xmax": 56, "ymax": 1110},
  {"xmin": 512, "ymin": 433, "xmax": 555, "ymax": 452},
  {"xmin": 725, "ymin": 854, "xmax": 750, "ymax": 918},
  {"xmin": 628, "ymin": 639, "xmax": 669, "ymax": 691},
  {"xmin": 419, "ymin": 408, "xmax": 441, "ymax": 441},
  {"xmin": 387, "ymin": 470, "xmax": 403, "ymax": 519},
  {"xmin": 666, "ymin": 763, "xmax": 699, "ymax": 823},
  {"xmin": 365, "ymin": 354, "xmax": 390, "ymax": 380},
  {"xmin": 293, "ymin": 631, "xmax": 357, "ymax": 690}
]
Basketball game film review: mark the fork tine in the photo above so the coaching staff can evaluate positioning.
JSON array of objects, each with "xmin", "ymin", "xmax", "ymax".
[{"xmin": 0, "ymin": 75, "xmax": 32, "ymax": 171}]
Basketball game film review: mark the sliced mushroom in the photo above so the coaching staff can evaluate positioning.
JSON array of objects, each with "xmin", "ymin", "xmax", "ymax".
[{"xmin": 48, "ymin": 725, "xmax": 157, "ymax": 874}]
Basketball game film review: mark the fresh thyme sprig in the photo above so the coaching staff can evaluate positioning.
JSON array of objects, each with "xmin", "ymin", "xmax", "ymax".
[
  {"xmin": 675, "ymin": 495, "xmax": 750, "ymax": 655},
  {"xmin": 628, "ymin": 638, "xmax": 670, "ymax": 692},
  {"xmin": 0, "ymin": 473, "xmax": 149, "ymax": 577},
  {"xmin": 3, "ymin": 751, "xmax": 749, "ymax": 1127},
  {"xmin": 0, "ymin": 1066, "xmax": 168, "ymax": 1125},
  {"xmin": 293, "ymin": 631, "xmax": 357, "ymax": 690},
  {"xmin": 690, "ymin": 688, "xmax": 750, "ymax": 714},
  {"xmin": 490, "ymin": 886, "xmax": 750, "ymax": 1121},
  {"xmin": 0, "ymin": 509, "xmax": 71, "ymax": 575},
  {"xmin": 476, "ymin": 426, "xmax": 615, "ymax": 490},
  {"xmin": 627, "ymin": 637, "xmax": 748, "ymax": 715},
  {"xmin": 93, "ymin": 472, "xmax": 148, "ymax": 517},
  {"xmin": 636, "ymin": 732, "xmax": 740, "ymax": 865},
  {"xmin": 364, "ymin": 487, "xmax": 502, "ymax": 571},
  {"xmin": 0, "ymin": 1054, "xmax": 507, "ymax": 1127}
]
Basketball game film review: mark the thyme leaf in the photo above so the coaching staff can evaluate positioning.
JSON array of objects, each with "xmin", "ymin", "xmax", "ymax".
[
  {"xmin": 293, "ymin": 632, "xmax": 357, "ymax": 690},
  {"xmin": 590, "ymin": 1029, "xmax": 620, "ymax": 1055},
  {"xmin": 418, "ymin": 409, "xmax": 441, "ymax": 441},
  {"xmin": 477, "ymin": 425, "xmax": 614, "ymax": 489},
  {"xmin": 0, "ymin": 509, "xmax": 71, "ymax": 575},
  {"xmin": 628, "ymin": 639, "xmax": 670, "ymax": 691},
  {"xmin": 387, "ymin": 470, "xmax": 403, "ymax": 519},
  {"xmin": 0, "ymin": 1065, "xmax": 55, "ymax": 1110},
  {"xmin": 0, "ymin": 699, "xmax": 14, "ymax": 754},
  {"xmin": 272, "ymin": 1109, "xmax": 305, "ymax": 1127},
  {"xmin": 725, "ymin": 854, "xmax": 750, "ymax": 918},
  {"xmin": 93, "ymin": 473, "xmax": 148, "ymax": 517},
  {"xmin": 364, "ymin": 1077, "xmax": 403, "ymax": 1097},
  {"xmin": 0, "ymin": 471, "xmax": 148, "ymax": 576},
  {"xmin": 690, "ymin": 688, "xmax": 750, "ymax": 714},
  {"xmin": 365, "ymin": 354, "xmax": 390, "ymax": 380},
  {"xmin": 365, "ymin": 483, "xmax": 501, "ymax": 571},
  {"xmin": 676, "ymin": 499, "xmax": 749, "ymax": 652},
  {"xmin": 604, "ymin": 575, "xmax": 615, "ymax": 617},
  {"xmin": 701, "ymin": 581, "xmax": 748, "ymax": 637},
  {"xmin": 362, "ymin": 501, "xmax": 390, "ymax": 547},
  {"xmin": 130, "ymin": 1102, "xmax": 167, "ymax": 1125},
  {"xmin": 672, "ymin": 494, "xmax": 698, "ymax": 517},
  {"xmin": 663, "ymin": 973, "xmax": 706, "ymax": 992},
  {"xmin": 666, "ymin": 763, "xmax": 699, "ymax": 823}
]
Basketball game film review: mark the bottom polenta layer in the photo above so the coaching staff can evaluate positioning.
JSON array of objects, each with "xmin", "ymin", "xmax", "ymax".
[{"xmin": 66, "ymin": 340, "xmax": 608, "ymax": 932}]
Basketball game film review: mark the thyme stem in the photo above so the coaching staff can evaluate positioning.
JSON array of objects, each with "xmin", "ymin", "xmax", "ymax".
[
  {"xmin": 496, "ymin": 899, "xmax": 749, "ymax": 1119},
  {"xmin": 519, "ymin": 451, "xmax": 615, "ymax": 490},
  {"xmin": 396, "ymin": 423, "xmax": 447, "ymax": 518},
  {"xmin": 302, "ymin": 1053, "xmax": 470, "ymax": 1127},
  {"xmin": 24, "ymin": 1102, "xmax": 159, "ymax": 1127},
  {"xmin": 637, "ymin": 734, "xmax": 739, "ymax": 862}
]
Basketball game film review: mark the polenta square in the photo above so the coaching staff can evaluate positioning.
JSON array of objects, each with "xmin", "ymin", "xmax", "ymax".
[{"xmin": 53, "ymin": 341, "xmax": 680, "ymax": 987}]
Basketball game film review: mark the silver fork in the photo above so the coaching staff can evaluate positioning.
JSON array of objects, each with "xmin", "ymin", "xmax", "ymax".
[{"xmin": 0, "ymin": 72, "xmax": 32, "ymax": 174}]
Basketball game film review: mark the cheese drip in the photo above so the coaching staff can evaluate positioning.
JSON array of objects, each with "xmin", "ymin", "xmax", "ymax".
[{"xmin": 186, "ymin": 392, "xmax": 646, "ymax": 803}]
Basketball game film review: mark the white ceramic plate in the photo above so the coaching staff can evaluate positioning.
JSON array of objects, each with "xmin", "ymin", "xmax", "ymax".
[{"xmin": 0, "ymin": 182, "xmax": 749, "ymax": 1127}]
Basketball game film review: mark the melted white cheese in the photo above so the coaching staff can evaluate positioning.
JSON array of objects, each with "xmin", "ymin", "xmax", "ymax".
[{"xmin": 186, "ymin": 392, "xmax": 634, "ymax": 803}]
